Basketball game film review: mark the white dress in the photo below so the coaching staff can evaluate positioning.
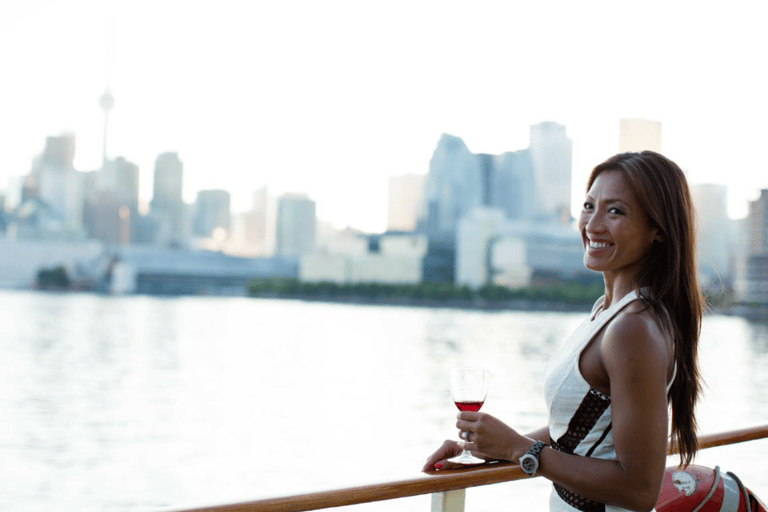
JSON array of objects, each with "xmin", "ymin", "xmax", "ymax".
[{"xmin": 543, "ymin": 290, "xmax": 671, "ymax": 512}]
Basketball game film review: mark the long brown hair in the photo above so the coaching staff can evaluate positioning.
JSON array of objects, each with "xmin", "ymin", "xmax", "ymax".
[{"xmin": 589, "ymin": 151, "xmax": 702, "ymax": 466}]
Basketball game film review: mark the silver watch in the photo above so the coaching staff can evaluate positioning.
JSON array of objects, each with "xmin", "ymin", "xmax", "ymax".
[{"xmin": 519, "ymin": 441, "xmax": 546, "ymax": 475}]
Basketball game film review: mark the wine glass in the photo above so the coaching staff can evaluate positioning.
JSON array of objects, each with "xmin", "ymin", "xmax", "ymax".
[{"xmin": 448, "ymin": 366, "xmax": 489, "ymax": 464}]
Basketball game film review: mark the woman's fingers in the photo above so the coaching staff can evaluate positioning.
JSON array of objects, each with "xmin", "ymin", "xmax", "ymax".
[{"xmin": 422, "ymin": 440, "xmax": 462, "ymax": 472}]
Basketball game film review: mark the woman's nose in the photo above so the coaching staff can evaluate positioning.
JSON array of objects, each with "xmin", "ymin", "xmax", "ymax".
[{"xmin": 584, "ymin": 211, "xmax": 606, "ymax": 233}]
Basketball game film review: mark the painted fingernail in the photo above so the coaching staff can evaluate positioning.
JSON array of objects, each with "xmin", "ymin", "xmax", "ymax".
[{"xmin": 435, "ymin": 463, "xmax": 443, "ymax": 470}]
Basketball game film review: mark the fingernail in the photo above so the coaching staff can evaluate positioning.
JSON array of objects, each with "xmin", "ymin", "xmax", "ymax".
[{"xmin": 435, "ymin": 463, "xmax": 443, "ymax": 470}]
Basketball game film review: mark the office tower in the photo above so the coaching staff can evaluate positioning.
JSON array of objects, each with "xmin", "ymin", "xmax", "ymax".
[
  {"xmin": 241, "ymin": 186, "xmax": 277, "ymax": 256},
  {"xmin": 690, "ymin": 184, "xmax": 730, "ymax": 286},
  {"xmin": 150, "ymin": 152, "xmax": 184, "ymax": 242},
  {"xmin": 748, "ymin": 190, "xmax": 768, "ymax": 255},
  {"xmin": 419, "ymin": 134, "xmax": 483, "ymax": 238},
  {"xmin": 489, "ymin": 149, "xmax": 536, "ymax": 221},
  {"xmin": 387, "ymin": 173, "xmax": 425, "ymax": 232},
  {"xmin": 100, "ymin": 89, "xmax": 115, "ymax": 164},
  {"xmin": 744, "ymin": 189, "xmax": 768, "ymax": 304},
  {"xmin": 276, "ymin": 193, "xmax": 316, "ymax": 257},
  {"xmin": 619, "ymin": 119, "xmax": 662, "ymax": 153},
  {"xmin": 529, "ymin": 122, "xmax": 573, "ymax": 224},
  {"xmin": 193, "ymin": 189, "xmax": 231, "ymax": 238},
  {"xmin": 84, "ymin": 157, "xmax": 140, "ymax": 246},
  {"xmin": 29, "ymin": 134, "xmax": 85, "ymax": 235}
]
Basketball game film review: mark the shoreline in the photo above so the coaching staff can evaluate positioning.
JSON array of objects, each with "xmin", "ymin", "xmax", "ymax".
[{"xmin": 246, "ymin": 292, "xmax": 768, "ymax": 319}]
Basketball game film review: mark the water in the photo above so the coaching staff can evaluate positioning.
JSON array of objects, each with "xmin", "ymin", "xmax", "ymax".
[{"xmin": 2, "ymin": 290, "xmax": 768, "ymax": 512}]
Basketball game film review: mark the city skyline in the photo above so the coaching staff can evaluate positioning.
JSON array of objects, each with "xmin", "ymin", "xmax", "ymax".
[{"xmin": 2, "ymin": 0, "xmax": 767, "ymax": 233}]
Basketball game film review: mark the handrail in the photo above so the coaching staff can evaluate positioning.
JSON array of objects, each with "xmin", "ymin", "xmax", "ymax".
[{"xmin": 169, "ymin": 424, "xmax": 768, "ymax": 512}]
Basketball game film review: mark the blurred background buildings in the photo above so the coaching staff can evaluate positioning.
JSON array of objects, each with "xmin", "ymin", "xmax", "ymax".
[{"xmin": 0, "ymin": 116, "xmax": 766, "ymax": 306}]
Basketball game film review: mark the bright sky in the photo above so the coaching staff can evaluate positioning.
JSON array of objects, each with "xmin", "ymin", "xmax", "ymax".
[{"xmin": 1, "ymin": 0, "xmax": 766, "ymax": 233}]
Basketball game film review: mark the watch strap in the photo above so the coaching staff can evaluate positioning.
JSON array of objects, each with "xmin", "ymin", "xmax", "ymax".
[{"xmin": 519, "ymin": 440, "xmax": 546, "ymax": 475}]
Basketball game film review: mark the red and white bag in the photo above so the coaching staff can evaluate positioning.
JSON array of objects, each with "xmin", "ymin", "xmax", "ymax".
[{"xmin": 656, "ymin": 465, "xmax": 766, "ymax": 512}]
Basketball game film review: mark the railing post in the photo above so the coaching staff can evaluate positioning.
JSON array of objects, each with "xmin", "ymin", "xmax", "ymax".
[{"xmin": 431, "ymin": 489, "xmax": 466, "ymax": 512}]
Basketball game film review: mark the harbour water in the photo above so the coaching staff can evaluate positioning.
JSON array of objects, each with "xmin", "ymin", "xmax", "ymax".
[{"xmin": 2, "ymin": 290, "xmax": 768, "ymax": 512}]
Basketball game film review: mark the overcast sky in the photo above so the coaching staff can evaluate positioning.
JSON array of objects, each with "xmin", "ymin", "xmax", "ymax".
[{"xmin": 1, "ymin": 0, "xmax": 766, "ymax": 232}]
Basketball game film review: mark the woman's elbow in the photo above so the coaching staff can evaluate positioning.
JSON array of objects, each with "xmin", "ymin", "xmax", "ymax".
[{"xmin": 624, "ymin": 483, "xmax": 662, "ymax": 512}]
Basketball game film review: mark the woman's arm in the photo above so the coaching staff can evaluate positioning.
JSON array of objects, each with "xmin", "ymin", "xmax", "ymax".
[
  {"xmin": 422, "ymin": 426, "xmax": 550, "ymax": 472},
  {"xmin": 455, "ymin": 311, "xmax": 671, "ymax": 511}
]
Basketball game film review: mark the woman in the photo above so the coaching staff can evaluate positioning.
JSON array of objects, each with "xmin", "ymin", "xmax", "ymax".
[{"xmin": 423, "ymin": 151, "xmax": 703, "ymax": 512}]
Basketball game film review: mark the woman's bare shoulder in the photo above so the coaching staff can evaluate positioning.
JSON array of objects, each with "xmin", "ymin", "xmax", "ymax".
[{"xmin": 601, "ymin": 303, "xmax": 670, "ymax": 366}]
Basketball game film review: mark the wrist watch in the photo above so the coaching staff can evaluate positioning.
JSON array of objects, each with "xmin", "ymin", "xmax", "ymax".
[{"xmin": 519, "ymin": 441, "xmax": 546, "ymax": 475}]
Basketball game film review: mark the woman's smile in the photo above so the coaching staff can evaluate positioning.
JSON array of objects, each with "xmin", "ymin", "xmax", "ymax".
[{"xmin": 578, "ymin": 170, "xmax": 657, "ymax": 278}]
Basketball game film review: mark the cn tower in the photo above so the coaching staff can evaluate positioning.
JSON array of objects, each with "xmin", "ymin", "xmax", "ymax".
[{"xmin": 99, "ymin": 88, "xmax": 114, "ymax": 165}]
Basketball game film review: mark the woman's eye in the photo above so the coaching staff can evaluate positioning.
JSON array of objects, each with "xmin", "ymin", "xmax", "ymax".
[
  {"xmin": 583, "ymin": 202, "xmax": 593, "ymax": 210},
  {"xmin": 608, "ymin": 207, "xmax": 624, "ymax": 215}
]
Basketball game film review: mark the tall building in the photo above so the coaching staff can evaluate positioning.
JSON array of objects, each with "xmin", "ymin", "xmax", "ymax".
[
  {"xmin": 276, "ymin": 193, "xmax": 316, "ymax": 257},
  {"xmin": 690, "ymin": 184, "xmax": 731, "ymax": 287},
  {"xmin": 150, "ymin": 152, "xmax": 184, "ymax": 243},
  {"xmin": 419, "ymin": 134, "xmax": 483, "ymax": 238},
  {"xmin": 489, "ymin": 149, "xmax": 536, "ymax": 222},
  {"xmin": 242, "ymin": 186, "xmax": 277, "ymax": 256},
  {"xmin": 416, "ymin": 123, "xmax": 573, "ymax": 282},
  {"xmin": 387, "ymin": 173, "xmax": 425, "ymax": 232},
  {"xmin": 83, "ymin": 157, "xmax": 140, "ymax": 246},
  {"xmin": 743, "ymin": 189, "xmax": 768, "ymax": 304},
  {"xmin": 529, "ymin": 122, "xmax": 573, "ymax": 223},
  {"xmin": 26, "ymin": 134, "xmax": 86, "ymax": 239},
  {"xmin": 193, "ymin": 189, "xmax": 231, "ymax": 238},
  {"xmin": 619, "ymin": 119, "xmax": 662, "ymax": 153},
  {"xmin": 100, "ymin": 89, "xmax": 115, "ymax": 164}
]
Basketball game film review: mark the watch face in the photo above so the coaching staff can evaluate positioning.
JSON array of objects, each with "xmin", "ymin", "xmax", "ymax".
[{"xmin": 521, "ymin": 454, "xmax": 538, "ymax": 474}]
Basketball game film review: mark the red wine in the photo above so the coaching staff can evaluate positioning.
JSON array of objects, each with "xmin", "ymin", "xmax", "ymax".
[{"xmin": 455, "ymin": 401, "xmax": 484, "ymax": 412}]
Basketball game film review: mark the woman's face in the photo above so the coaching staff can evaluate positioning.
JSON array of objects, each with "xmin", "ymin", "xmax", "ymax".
[{"xmin": 578, "ymin": 170, "xmax": 658, "ymax": 278}]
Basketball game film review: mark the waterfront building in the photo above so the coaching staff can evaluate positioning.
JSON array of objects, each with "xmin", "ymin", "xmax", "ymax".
[
  {"xmin": 150, "ymin": 152, "xmax": 185, "ymax": 244},
  {"xmin": 275, "ymin": 193, "xmax": 316, "ymax": 257},
  {"xmin": 529, "ymin": 122, "xmax": 573, "ymax": 223},
  {"xmin": 83, "ymin": 157, "xmax": 140, "ymax": 246},
  {"xmin": 488, "ymin": 149, "xmax": 536, "ymax": 222},
  {"xmin": 418, "ymin": 134, "xmax": 483, "ymax": 239},
  {"xmin": 104, "ymin": 245, "xmax": 298, "ymax": 295},
  {"xmin": 0, "ymin": 237, "xmax": 103, "ymax": 289},
  {"xmin": 742, "ymin": 189, "xmax": 768, "ymax": 304},
  {"xmin": 619, "ymin": 118, "xmax": 662, "ymax": 153},
  {"xmin": 300, "ymin": 232, "xmax": 426, "ymax": 284},
  {"xmin": 387, "ymin": 173, "xmax": 425, "ymax": 232},
  {"xmin": 456, "ymin": 207, "xmax": 590, "ymax": 290},
  {"xmin": 417, "ymin": 122, "xmax": 573, "ymax": 282},
  {"xmin": 23, "ymin": 134, "xmax": 87, "ymax": 240},
  {"xmin": 193, "ymin": 189, "xmax": 231, "ymax": 239},
  {"xmin": 690, "ymin": 184, "xmax": 733, "ymax": 288},
  {"xmin": 241, "ymin": 186, "xmax": 277, "ymax": 256}
]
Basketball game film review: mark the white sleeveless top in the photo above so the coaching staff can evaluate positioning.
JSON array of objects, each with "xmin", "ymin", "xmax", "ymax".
[{"xmin": 543, "ymin": 290, "xmax": 673, "ymax": 512}]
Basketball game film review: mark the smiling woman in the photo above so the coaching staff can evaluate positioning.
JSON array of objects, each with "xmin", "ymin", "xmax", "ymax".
[
  {"xmin": 424, "ymin": 151, "xmax": 704, "ymax": 512},
  {"xmin": 579, "ymin": 170, "xmax": 660, "ymax": 277}
]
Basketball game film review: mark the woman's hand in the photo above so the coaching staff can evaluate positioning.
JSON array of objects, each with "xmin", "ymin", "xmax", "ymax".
[
  {"xmin": 455, "ymin": 411, "xmax": 530, "ymax": 462},
  {"xmin": 421, "ymin": 439, "xmax": 465, "ymax": 472},
  {"xmin": 422, "ymin": 412, "xmax": 531, "ymax": 472}
]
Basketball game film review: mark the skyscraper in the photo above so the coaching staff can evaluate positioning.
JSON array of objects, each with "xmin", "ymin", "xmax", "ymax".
[
  {"xmin": 690, "ymin": 184, "xmax": 730, "ymax": 286},
  {"xmin": 743, "ymin": 189, "xmax": 768, "ymax": 304},
  {"xmin": 489, "ymin": 149, "xmax": 536, "ymax": 222},
  {"xmin": 619, "ymin": 119, "xmax": 662, "ymax": 153},
  {"xmin": 150, "ymin": 152, "xmax": 184, "ymax": 242},
  {"xmin": 387, "ymin": 173, "xmax": 425, "ymax": 232},
  {"xmin": 529, "ymin": 122, "xmax": 573, "ymax": 224},
  {"xmin": 83, "ymin": 156, "xmax": 140, "ymax": 246},
  {"xmin": 100, "ymin": 89, "xmax": 115, "ymax": 164},
  {"xmin": 29, "ymin": 134, "xmax": 86, "ymax": 237},
  {"xmin": 418, "ymin": 134, "xmax": 483, "ymax": 238},
  {"xmin": 276, "ymin": 193, "xmax": 316, "ymax": 257},
  {"xmin": 193, "ymin": 189, "xmax": 231, "ymax": 238}
]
